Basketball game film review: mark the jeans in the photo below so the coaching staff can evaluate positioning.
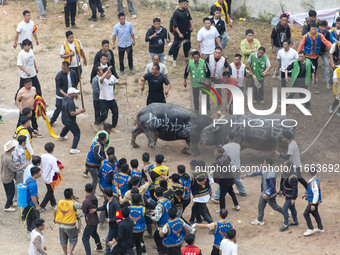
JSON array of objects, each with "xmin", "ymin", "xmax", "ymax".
[
  {"xmin": 287, "ymin": 82, "xmax": 311, "ymax": 109},
  {"xmin": 282, "ymin": 198, "xmax": 298, "ymax": 226},
  {"xmin": 189, "ymin": 202, "xmax": 213, "ymax": 223},
  {"xmin": 65, "ymin": 2, "xmax": 77, "ymax": 27},
  {"xmin": 36, "ymin": 0, "xmax": 46, "ymax": 16},
  {"xmin": 320, "ymin": 53, "xmax": 330, "ymax": 83},
  {"xmin": 150, "ymin": 52, "xmax": 164, "ymax": 63},
  {"xmin": 117, "ymin": 0, "xmax": 135, "ymax": 15},
  {"xmin": 82, "ymin": 224, "xmax": 102, "ymax": 255},
  {"xmin": 106, "ymin": 227, "xmax": 118, "ymax": 255},
  {"xmin": 40, "ymin": 183, "xmax": 57, "ymax": 208},
  {"xmin": 192, "ymin": 87, "xmax": 201, "ymax": 112},
  {"xmin": 118, "ymin": 45, "xmax": 133, "ymax": 72},
  {"xmin": 87, "ymin": 166, "xmax": 100, "ymax": 193},
  {"xmin": 50, "ymin": 98, "xmax": 63, "ymax": 125},
  {"xmin": 89, "ymin": 0, "xmax": 104, "ymax": 19},
  {"xmin": 303, "ymin": 204, "xmax": 323, "ymax": 230},
  {"xmin": 154, "ymin": 228, "xmax": 166, "ymax": 254},
  {"xmin": 257, "ymin": 195, "xmax": 283, "ymax": 222},
  {"xmin": 3, "ymin": 181, "xmax": 15, "ymax": 209},
  {"xmin": 219, "ymin": 185, "xmax": 238, "ymax": 210},
  {"xmin": 213, "ymin": 184, "xmax": 220, "ymax": 199},
  {"xmin": 234, "ymin": 177, "xmax": 247, "ymax": 195},
  {"xmin": 98, "ymin": 99, "xmax": 119, "ymax": 128},
  {"xmin": 274, "ymin": 47, "xmax": 283, "ymax": 75},
  {"xmin": 60, "ymin": 121, "xmax": 81, "ymax": 149},
  {"xmin": 132, "ymin": 232, "xmax": 144, "ymax": 255},
  {"xmin": 220, "ymin": 32, "xmax": 229, "ymax": 50},
  {"xmin": 168, "ymin": 33, "xmax": 191, "ymax": 60},
  {"xmin": 93, "ymin": 100, "xmax": 101, "ymax": 124},
  {"xmin": 252, "ymin": 77, "xmax": 265, "ymax": 101}
]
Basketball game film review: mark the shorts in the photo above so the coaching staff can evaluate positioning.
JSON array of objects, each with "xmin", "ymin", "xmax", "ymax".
[{"xmin": 59, "ymin": 226, "xmax": 78, "ymax": 246}]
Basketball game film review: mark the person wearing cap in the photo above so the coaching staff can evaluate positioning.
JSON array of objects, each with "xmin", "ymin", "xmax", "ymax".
[
  {"xmin": 1, "ymin": 140, "xmax": 28, "ymax": 212},
  {"xmin": 15, "ymin": 116, "xmax": 35, "ymax": 161},
  {"xmin": 58, "ymin": 87, "xmax": 86, "ymax": 154}
]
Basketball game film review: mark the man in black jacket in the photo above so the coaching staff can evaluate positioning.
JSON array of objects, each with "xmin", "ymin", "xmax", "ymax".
[
  {"xmin": 145, "ymin": 17, "xmax": 170, "ymax": 63},
  {"xmin": 50, "ymin": 61, "xmax": 78, "ymax": 126},
  {"xmin": 108, "ymin": 207, "xmax": 134, "ymax": 255},
  {"xmin": 92, "ymin": 187, "xmax": 121, "ymax": 255},
  {"xmin": 82, "ymin": 183, "xmax": 104, "ymax": 254},
  {"xmin": 93, "ymin": 40, "xmax": 118, "ymax": 78}
]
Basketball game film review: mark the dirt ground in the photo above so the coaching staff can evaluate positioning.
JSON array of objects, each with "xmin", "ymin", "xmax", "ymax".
[{"xmin": 0, "ymin": 0, "xmax": 339, "ymax": 254}]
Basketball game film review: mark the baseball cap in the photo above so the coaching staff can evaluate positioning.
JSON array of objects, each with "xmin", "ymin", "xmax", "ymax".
[{"xmin": 67, "ymin": 87, "xmax": 80, "ymax": 94}]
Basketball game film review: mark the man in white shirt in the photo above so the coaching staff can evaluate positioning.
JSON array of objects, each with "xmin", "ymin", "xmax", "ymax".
[
  {"xmin": 23, "ymin": 156, "xmax": 41, "ymax": 184},
  {"xmin": 275, "ymin": 39, "xmax": 298, "ymax": 87},
  {"xmin": 220, "ymin": 229, "xmax": 237, "ymax": 255},
  {"xmin": 96, "ymin": 66, "xmax": 127, "ymax": 132},
  {"xmin": 145, "ymin": 54, "xmax": 168, "ymax": 77},
  {"xmin": 40, "ymin": 142, "xmax": 60, "ymax": 211},
  {"xmin": 13, "ymin": 10, "xmax": 39, "ymax": 49},
  {"xmin": 197, "ymin": 17, "xmax": 222, "ymax": 60},
  {"xmin": 60, "ymin": 31, "xmax": 87, "ymax": 83},
  {"xmin": 229, "ymin": 53, "xmax": 247, "ymax": 94},
  {"xmin": 16, "ymin": 39, "xmax": 42, "ymax": 98}
]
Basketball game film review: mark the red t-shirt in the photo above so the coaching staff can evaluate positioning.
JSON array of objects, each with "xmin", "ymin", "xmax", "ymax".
[
  {"xmin": 181, "ymin": 245, "xmax": 202, "ymax": 255},
  {"xmin": 222, "ymin": 76, "xmax": 239, "ymax": 99}
]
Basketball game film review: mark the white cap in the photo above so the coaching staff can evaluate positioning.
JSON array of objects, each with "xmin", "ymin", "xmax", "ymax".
[
  {"xmin": 4, "ymin": 140, "xmax": 18, "ymax": 152},
  {"xmin": 67, "ymin": 87, "xmax": 80, "ymax": 95}
]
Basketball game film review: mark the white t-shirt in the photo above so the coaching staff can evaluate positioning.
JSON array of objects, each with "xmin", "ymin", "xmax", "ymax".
[
  {"xmin": 287, "ymin": 140, "xmax": 302, "ymax": 168},
  {"xmin": 99, "ymin": 75, "xmax": 118, "ymax": 101},
  {"xmin": 277, "ymin": 48, "xmax": 298, "ymax": 72},
  {"xmin": 145, "ymin": 62, "xmax": 168, "ymax": 76},
  {"xmin": 223, "ymin": 142, "xmax": 241, "ymax": 170},
  {"xmin": 197, "ymin": 26, "xmax": 220, "ymax": 55},
  {"xmin": 220, "ymin": 239, "xmax": 238, "ymax": 255},
  {"xmin": 16, "ymin": 20, "xmax": 34, "ymax": 44},
  {"xmin": 67, "ymin": 72, "xmax": 72, "ymax": 89},
  {"xmin": 60, "ymin": 40, "xmax": 84, "ymax": 68},
  {"xmin": 17, "ymin": 49, "xmax": 36, "ymax": 79},
  {"xmin": 329, "ymin": 42, "xmax": 339, "ymax": 55}
]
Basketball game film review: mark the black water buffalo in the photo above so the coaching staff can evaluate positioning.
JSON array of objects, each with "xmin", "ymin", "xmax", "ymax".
[
  {"xmin": 131, "ymin": 103, "xmax": 213, "ymax": 155},
  {"xmin": 200, "ymin": 113, "xmax": 296, "ymax": 151}
]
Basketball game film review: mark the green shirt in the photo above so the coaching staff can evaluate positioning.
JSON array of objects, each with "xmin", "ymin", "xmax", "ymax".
[{"xmin": 93, "ymin": 130, "xmax": 109, "ymax": 148}]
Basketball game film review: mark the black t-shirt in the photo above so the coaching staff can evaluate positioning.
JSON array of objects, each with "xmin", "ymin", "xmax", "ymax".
[
  {"xmin": 61, "ymin": 96, "xmax": 76, "ymax": 124},
  {"xmin": 271, "ymin": 23, "xmax": 291, "ymax": 47},
  {"xmin": 144, "ymin": 73, "xmax": 170, "ymax": 104},
  {"xmin": 172, "ymin": 8, "xmax": 192, "ymax": 34}
]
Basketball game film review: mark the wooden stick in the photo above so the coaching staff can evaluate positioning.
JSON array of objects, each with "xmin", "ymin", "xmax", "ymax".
[{"xmin": 75, "ymin": 49, "xmax": 85, "ymax": 109}]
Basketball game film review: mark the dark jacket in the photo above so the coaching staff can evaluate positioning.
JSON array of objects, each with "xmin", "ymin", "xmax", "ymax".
[
  {"xmin": 280, "ymin": 172, "xmax": 298, "ymax": 199},
  {"xmin": 209, "ymin": 17, "xmax": 226, "ymax": 36},
  {"xmin": 116, "ymin": 218, "xmax": 134, "ymax": 249},
  {"xmin": 145, "ymin": 25, "xmax": 170, "ymax": 54},
  {"xmin": 93, "ymin": 49, "xmax": 118, "ymax": 78},
  {"xmin": 82, "ymin": 194, "xmax": 99, "ymax": 225},
  {"xmin": 271, "ymin": 22, "xmax": 291, "ymax": 48},
  {"xmin": 301, "ymin": 17, "xmax": 320, "ymax": 35},
  {"xmin": 55, "ymin": 69, "xmax": 78, "ymax": 97},
  {"xmin": 213, "ymin": 154, "xmax": 234, "ymax": 186},
  {"xmin": 96, "ymin": 196, "xmax": 121, "ymax": 229}
]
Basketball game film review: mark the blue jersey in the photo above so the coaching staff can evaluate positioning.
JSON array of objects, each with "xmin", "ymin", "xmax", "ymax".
[
  {"xmin": 306, "ymin": 177, "xmax": 322, "ymax": 204},
  {"xmin": 213, "ymin": 221, "xmax": 233, "ymax": 248},
  {"xmin": 157, "ymin": 198, "xmax": 171, "ymax": 227},
  {"xmin": 113, "ymin": 172, "xmax": 131, "ymax": 196},
  {"xmin": 179, "ymin": 174, "xmax": 191, "ymax": 200},
  {"xmin": 131, "ymin": 169, "xmax": 143, "ymax": 180},
  {"xmin": 86, "ymin": 141, "xmax": 104, "ymax": 167},
  {"xmin": 163, "ymin": 218, "xmax": 186, "ymax": 247},
  {"xmin": 100, "ymin": 162, "xmax": 114, "ymax": 191},
  {"xmin": 129, "ymin": 205, "xmax": 146, "ymax": 233}
]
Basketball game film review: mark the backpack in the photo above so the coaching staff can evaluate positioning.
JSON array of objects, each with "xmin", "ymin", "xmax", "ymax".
[
  {"xmin": 169, "ymin": 15, "xmax": 175, "ymax": 34},
  {"xmin": 17, "ymin": 181, "xmax": 34, "ymax": 208}
]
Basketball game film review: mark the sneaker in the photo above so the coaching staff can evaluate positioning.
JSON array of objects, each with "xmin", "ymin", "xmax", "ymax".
[
  {"xmin": 40, "ymin": 207, "xmax": 47, "ymax": 212},
  {"xmin": 39, "ymin": 15, "xmax": 46, "ymax": 20},
  {"xmin": 313, "ymin": 87, "xmax": 319, "ymax": 94},
  {"xmin": 70, "ymin": 149, "xmax": 80, "ymax": 154},
  {"xmin": 4, "ymin": 207, "xmax": 16, "ymax": 212},
  {"xmin": 279, "ymin": 225, "xmax": 289, "ymax": 231},
  {"xmin": 303, "ymin": 229, "xmax": 315, "ymax": 236},
  {"xmin": 260, "ymin": 100, "xmax": 265, "ymax": 104},
  {"xmin": 314, "ymin": 228, "xmax": 324, "ymax": 233},
  {"xmin": 72, "ymin": 25, "xmax": 80, "ymax": 29},
  {"xmin": 329, "ymin": 105, "xmax": 335, "ymax": 114},
  {"xmin": 88, "ymin": 18, "xmax": 97, "ymax": 21},
  {"xmin": 326, "ymin": 83, "xmax": 332, "ymax": 89},
  {"xmin": 130, "ymin": 69, "xmax": 135, "ymax": 74},
  {"xmin": 288, "ymin": 221, "xmax": 299, "ymax": 226},
  {"xmin": 101, "ymin": 13, "xmax": 105, "ymax": 18},
  {"xmin": 95, "ymin": 246, "xmax": 104, "ymax": 252},
  {"xmin": 36, "ymin": 133, "xmax": 43, "ymax": 138},
  {"xmin": 173, "ymin": 60, "xmax": 177, "ymax": 67},
  {"xmin": 83, "ymin": 172, "xmax": 89, "ymax": 178},
  {"xmin": 211, "ymin": 198, "xmax": 220, "ymax": 204},
  {"xmin": 131, "ymin": 14, "xmax": 137, "ymax": 19},
  {"xmin": 11, "ymin": 202, "xmax": 17, "ymax": 207},
  {"xmin": 236, "ymin": 192, "xmax": 247, "ymax": 196},
  {"xmin": 190, "ymin": 228, "xmax": 197, "ymax": 235},
  {"xmin": 251, "ymin": 219, "xmax": 265, "ymax": 225},
  {"xmin": 120, "ymin": 71, "xmax": 124, "ymax": 76},
  {"xmin": 232, "ymin": 205, "xmax": 240, "ymax": 211},
  {"xmin": 165, "ymin": 55, "xmax": 173, "ymax": 62},
  {"xmin": 215, "ymin": 209, "xmax": 220, "ymax": 213},
  {"xmin": 58, "ymin": 135, "xmax": 68, "ymax": 141},
  {"xmin": 51, "ymin": 205, "xmax": 57, "ymax": 210}
]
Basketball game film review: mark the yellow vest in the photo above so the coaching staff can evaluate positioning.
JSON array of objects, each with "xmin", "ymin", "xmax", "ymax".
[
  {"xmin": 15, "ymin": 126, "xmax": 32, "ymax": 160},
  {"xmin": 333, "ymin": 67, "xmax": 340, "ymax": 96},
  {"xmin": 214, "ymin": 1, "xmax": 230, "ymax": 24},
  {"xmin": 152, "ymin": 165, "xmax": 170, "ymax": 188},
  {"xmin": 63, "ymin": 39, "xmax": 81, "ymax": 65},
  {"xmin": 55, "ymin": 200, "xmax": 77, "ymax": 225}
]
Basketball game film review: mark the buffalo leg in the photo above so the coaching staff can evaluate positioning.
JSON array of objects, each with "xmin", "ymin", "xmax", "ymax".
[
  {"xmin": 147, "ymin": 133, "xmax": 158, "ymax": 151},
  {"xmin": 131, "ymin": 127, "xmax": 143, "ymax": 148}
]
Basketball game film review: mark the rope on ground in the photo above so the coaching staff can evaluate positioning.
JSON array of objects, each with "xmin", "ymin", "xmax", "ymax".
[{"xmin": 300, "ymin": 104, "xmax": 340, "ymax": 155}]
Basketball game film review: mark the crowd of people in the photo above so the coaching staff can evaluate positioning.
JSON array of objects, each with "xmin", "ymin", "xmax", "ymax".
[{"xmin": 1, "ymin": 0, "xmax": 339, "ymax": 254}]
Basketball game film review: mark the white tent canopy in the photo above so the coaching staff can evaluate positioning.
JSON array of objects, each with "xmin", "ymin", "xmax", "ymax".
[{"xmin": 289, "ymin": 7, "xmax": 340, "ymax": 27}]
